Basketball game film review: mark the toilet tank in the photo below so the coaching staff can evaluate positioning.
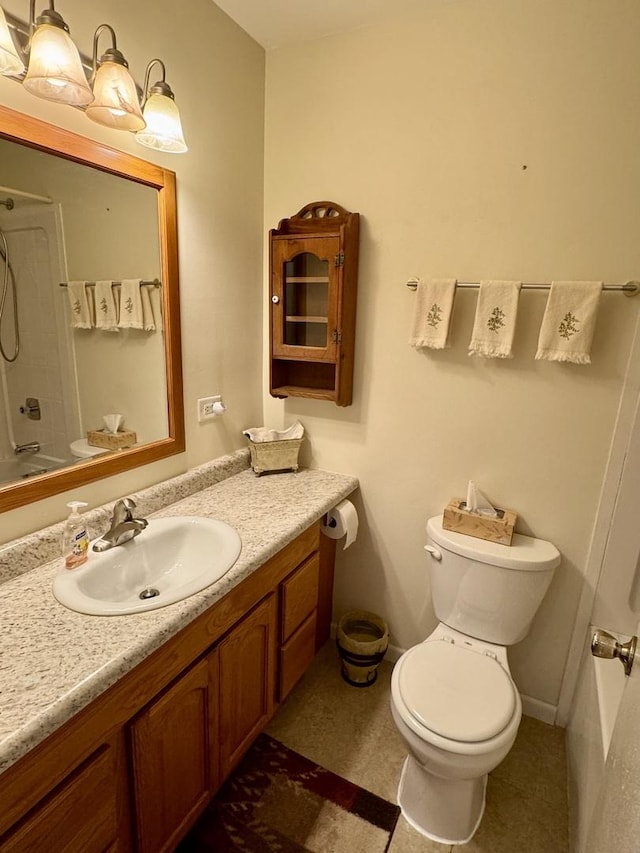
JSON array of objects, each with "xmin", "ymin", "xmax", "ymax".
[{"xmin": 426, "ymin": 515, "xmax": 561, "ymax": 645}]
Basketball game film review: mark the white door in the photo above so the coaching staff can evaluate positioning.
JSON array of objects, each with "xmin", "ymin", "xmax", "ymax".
[
  {"xmin": 585, "ymin": 627, "xmax": 640, "ymax": 853},
  {"xmin": 586, "ymin": 381, "xmax": 640, "ymax": 851},
  {"xmin": 591, "ymin": 388, "xmax": 640, "ymax": 636}
]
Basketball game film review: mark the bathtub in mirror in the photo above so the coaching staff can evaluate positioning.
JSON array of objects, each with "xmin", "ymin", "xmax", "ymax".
[{"xmin": 0, "ymin": 104, "xmax": 184, "ymax": 512}]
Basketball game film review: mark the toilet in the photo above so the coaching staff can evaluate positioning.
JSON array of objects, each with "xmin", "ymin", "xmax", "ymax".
[
  {"xmin": 390, "ymin": 514, "xmax": 560, "ymax": 845},
  {"xmin": 69, "ymin": 438, "xmax": 108, "ymax": 460}
]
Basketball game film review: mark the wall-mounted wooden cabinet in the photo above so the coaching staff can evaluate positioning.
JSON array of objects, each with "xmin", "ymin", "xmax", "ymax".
[{"xmin": 269, "ymin": 201, "xmax": 360, "ymax": 407}]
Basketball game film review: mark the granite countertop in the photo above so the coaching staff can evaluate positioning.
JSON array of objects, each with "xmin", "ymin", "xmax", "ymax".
[{"xmin": 0, "ymin": 467, "xmax": 358, "ymax": 776}]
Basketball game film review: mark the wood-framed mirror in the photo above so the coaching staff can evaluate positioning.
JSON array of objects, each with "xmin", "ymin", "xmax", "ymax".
[{"xmin": 0, "ymin": 104, "xmax": 184, "ymax": 512}]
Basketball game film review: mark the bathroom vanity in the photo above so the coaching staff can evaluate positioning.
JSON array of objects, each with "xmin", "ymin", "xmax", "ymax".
[{"xmin": 0, "ymin": 459, "xmax": 357, "ymax": 852}]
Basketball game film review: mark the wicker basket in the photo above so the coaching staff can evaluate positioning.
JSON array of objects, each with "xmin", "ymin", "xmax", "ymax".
[
  {"xmin": 248, "ymin": 437, "xmax": 302, "ymax": 475},
  {"xmin": 86, "ymin": 428, "xmax": 137, "ymax": 450}
]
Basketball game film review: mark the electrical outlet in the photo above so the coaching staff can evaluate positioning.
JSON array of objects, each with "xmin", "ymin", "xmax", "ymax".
[{"xmin": 197, "ymin": 395, "xmax": 222, "ymax": 422}]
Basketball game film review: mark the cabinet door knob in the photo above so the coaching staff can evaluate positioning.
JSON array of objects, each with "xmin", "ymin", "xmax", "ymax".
[{"xmin": 271, "ymin": 295, "xmax": 280, "ymax": 304}]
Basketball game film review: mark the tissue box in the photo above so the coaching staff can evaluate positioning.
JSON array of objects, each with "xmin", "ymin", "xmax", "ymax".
[
  {"xmin": 442, "ymin": 498, "xmax": 517, "ymax": 546},
  {"xmin": 248, "ymin": 438, "xmax": 302, "ymax": 475},
  {"xmin": 87, "ymin": 428, "xmax": 137, "ymax": 450}
]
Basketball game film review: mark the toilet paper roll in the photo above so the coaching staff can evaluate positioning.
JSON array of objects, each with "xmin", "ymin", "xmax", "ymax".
[{"xmin": 320, "ymin": 499, "xmax": 359, "ymax": 549}]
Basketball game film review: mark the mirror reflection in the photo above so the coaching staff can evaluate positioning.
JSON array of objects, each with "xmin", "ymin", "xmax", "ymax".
[
  {"xmin": 0, "ymin": 103, "xmax": 183, "ymax": 513},
  {"xmin": 0, "ymin": 136, "xmax": 170, "ymax": 491}
]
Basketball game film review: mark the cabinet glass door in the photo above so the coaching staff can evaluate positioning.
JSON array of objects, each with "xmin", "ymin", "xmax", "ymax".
[
  {"xmin": 272, "ymin": 235, "xmax": 339, "ymax": 361},
  {"xmin": 284, "ymin": 252, "xmax": 329, "ymax": 348}
]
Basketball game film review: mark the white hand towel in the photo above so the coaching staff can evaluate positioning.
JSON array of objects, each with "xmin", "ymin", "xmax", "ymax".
[
  {"xmin": 468, "ymin": 280, "xmax": 522, "ymax": 359},
  {"xmin": 94, "ymin": 280, "xmax": 119, "ymax": 332},
  {"xmin": 140, "ymin": 283, "xmax": 156, "ymax": 331},
  {"xmin": 118, "ymin": 279, "xmax": 144, "ymax": 330},
  {"xmin": 67, "ymin": 281, "xmax": 92, "ymax": 329},
  {"xmin": 408, "ymin": 278, "xmax": 457, "ymax": 349},
  {"xmin": 535, "ymin": 281, "xmax": 603, "ymax": 364}
]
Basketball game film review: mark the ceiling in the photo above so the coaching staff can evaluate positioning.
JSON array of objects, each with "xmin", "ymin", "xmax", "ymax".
[{"xmin": 214, "ymin": 0, "xmax": 424, "ymax": 50}]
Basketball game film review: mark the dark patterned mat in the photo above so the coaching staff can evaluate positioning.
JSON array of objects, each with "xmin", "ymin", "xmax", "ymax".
[{"xmin": 178, "ymin": 733, "xmax": 400, "ymax": 852}]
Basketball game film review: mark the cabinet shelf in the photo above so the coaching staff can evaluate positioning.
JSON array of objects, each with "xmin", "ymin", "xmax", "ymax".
[
  {"xmin": 271, "ymin": 385, "xmax": 338, "ymax": 402},
  {"xmin": 285, "ymin": 316, "xmax": 328, "ymax": 324},
  {"xmin": 284, "ymin": 276, "xmax": 329, "ymax": 284}
]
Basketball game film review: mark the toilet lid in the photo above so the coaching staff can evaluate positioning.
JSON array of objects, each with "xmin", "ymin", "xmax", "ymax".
[{"xmin": 397, "ymin": 641, "xmax": 516, "ymax": 743}]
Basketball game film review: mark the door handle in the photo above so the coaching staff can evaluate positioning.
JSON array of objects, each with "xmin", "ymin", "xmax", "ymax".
[{"xmin": 591, "ymin": 628, "xmax": 637, "ymax": 677}]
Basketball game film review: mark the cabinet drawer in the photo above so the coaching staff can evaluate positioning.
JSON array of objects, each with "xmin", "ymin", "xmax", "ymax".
[
  {"xmin": 1, "ymin": 743, "xmax": 121, "ymax": 853},
  {"xmin": 281, "ymin": 553, "xmax": 319, "ymax": 643},
  {"xmin": 279, "ymin": 610, "xmax": 318, "ymax": 701}
]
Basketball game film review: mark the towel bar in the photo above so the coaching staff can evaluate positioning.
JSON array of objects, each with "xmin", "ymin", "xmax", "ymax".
[
  {"xmin": 59, "ymin": 279, "xmax": 161, "ymax": 289},
  {"xmin": 405, "ymin": 278, "xmax": 639, "ymax": 297}
]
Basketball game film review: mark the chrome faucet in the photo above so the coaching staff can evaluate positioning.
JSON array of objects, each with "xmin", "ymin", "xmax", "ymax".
[
  {"xmin": 14, "ymin": 441, "xmax": 40, "ymax": 455},
  {"xmin": 93, "ymin": 498, "xmax": 148, "ymax": 552}
]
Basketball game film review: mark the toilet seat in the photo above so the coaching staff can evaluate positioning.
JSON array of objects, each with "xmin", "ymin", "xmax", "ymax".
[{"xmin": 396, "ymin": 641, "xmax": 517, "ymax": 743}]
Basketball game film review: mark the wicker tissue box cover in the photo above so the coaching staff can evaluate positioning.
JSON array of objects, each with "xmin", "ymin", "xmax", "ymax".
[
  {"xmin": 248, "ymin": 438, "xmax": 302, "ymax": 475},
  {"xmin": 442, "ymin": 498, "xmax": 517, "ymax": 546},
  {"xmin": 87, "ymin": 428, "xmax": 137, "ymax": 450}
]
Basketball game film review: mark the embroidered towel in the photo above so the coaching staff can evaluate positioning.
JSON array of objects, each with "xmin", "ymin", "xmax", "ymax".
[
  {"xmin": 66, "ymin": 281, "xmax": 92, "ymax": 329},
  {"xmin": 140, "ymin": 284, "xmax": 156, "ymax": 331},
  {"xmin": 408, "ymin": 278, "xmax": 457, "ymax": 349},
  {"xmin": 94, "ymin": 280, "xmax": 119, "ymax": 332},
  {"xmin": 468, "ymin": 280, "xmax": 522, "ymax": 359},
  {"xmin": 535, "ymin": 281, "xmax": 603, "ymax": 364},
  {"xmin": 118, "ymin": 279, "xmax": 144, "ymax": 329}
]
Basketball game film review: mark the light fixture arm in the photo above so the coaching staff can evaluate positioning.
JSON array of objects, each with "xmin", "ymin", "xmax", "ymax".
[
  {"xmin": 29, "ymin": 0, "xmax": 68, "ymax": 43},
  {"xmin": 141, "ymin": 58, "xmax": 174, "ymax": 103},
  {"xmin": 92, "ymin": 23, "xmax": 127, "ymax": 77}
]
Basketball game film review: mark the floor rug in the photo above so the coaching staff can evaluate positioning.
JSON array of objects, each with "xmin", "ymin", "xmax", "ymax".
[{"xmin": 178, "ymin": 733, "xmax": 400, "ymax": 853}]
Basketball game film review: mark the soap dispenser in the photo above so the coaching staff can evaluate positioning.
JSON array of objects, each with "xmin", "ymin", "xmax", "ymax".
[{"xmin": 62, "ymin": 501, "xmax": 90, "ymax": 569}]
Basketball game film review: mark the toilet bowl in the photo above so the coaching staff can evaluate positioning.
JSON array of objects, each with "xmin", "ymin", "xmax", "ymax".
[
  {"xmin": 390, "ymin": 624, "xmax": 522, "ymax": 844},
  {"xmin": 70, "ymin": 438, "xmax": 108, "ymax": 460},
  {"xmin": 389, "ymin": 515, "xmax": 560, "ymax": 845}
]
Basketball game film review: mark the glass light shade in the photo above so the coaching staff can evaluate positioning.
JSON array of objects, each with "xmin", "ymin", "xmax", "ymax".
[
  {"xmin": 23, "ymin": 23, "xmax": 93, "ymax": 106},
  {"xmin": 136, "ymin": 92, "xmax": 188, "ymax": 153},
  {"xmin": 0, "ymin": 8, "xmax": 24, "ymax": 76},
  {"xmin": 86, "ymin": 60, "xmax": 145, "ymax": 131}
]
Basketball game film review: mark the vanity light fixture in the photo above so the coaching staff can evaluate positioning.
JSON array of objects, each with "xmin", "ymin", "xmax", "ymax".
[
  {"xmin": 0, "ymin": 4, "xmax": 187, "ymax": 152},
  {"xmin": 22, "ymin": 0, "xmax": 93, "ymax": 106},
  {"xmin": 135, "ymin": 59, "xmax": 188, "ymax": 154},
  {"xmin": 86, "ymin": 24, "xmax": 145, "ymax": 132},
  {"xmin": 0, "ymin": 7, "xmax": 24, "ymax": 76}
]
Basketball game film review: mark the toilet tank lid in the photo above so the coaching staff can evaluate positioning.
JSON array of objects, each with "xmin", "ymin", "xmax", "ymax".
[{"xmin": 427, "ymin": 516, "xmax": 561, "ymax": 572}]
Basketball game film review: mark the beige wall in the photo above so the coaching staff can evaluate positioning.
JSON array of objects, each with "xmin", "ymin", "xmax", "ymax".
[
  {"xmin": 0, "ymin": 0, "xmax": 265, "ymax": 541},
  {"xmin": 263, "ymin": 0, "xmax": 640, "ymax": 708}
]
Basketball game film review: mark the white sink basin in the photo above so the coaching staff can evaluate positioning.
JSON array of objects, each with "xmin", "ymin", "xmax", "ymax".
[{"xmin": 53, "ymin": 516, "xmax": 242, "ymax": 616}]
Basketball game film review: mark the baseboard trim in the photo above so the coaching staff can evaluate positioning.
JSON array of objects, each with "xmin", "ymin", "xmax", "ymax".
[{"xmin": 520, "ymin": 694, "xmax": 557, "ymax": 725}]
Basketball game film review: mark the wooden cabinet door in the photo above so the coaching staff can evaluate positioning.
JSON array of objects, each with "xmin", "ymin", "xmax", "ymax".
[
  {"xmin": 0, "ymin": 738, "xmax": 127, "ymax": 853},
  {"xmin": 129, "ymin": 656, "xmax": 217, "ymax": 853},
  {"xmin": 271, "ymin": 235, "xmax": 341, "ymax": 362},
  {"xmin": 217, "ymin": 594, "xmax": 277, "ymax": 779}
]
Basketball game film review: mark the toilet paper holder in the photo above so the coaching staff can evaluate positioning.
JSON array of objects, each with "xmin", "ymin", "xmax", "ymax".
[{"xmin": 320, "ymin": 499, "xmax": 359, "ymax": 549}]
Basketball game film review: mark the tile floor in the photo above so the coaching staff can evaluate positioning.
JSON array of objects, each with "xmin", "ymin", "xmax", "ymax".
[{"xmin": 266, "ymin": 643, "xmax": 569, "ymax": 853}]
